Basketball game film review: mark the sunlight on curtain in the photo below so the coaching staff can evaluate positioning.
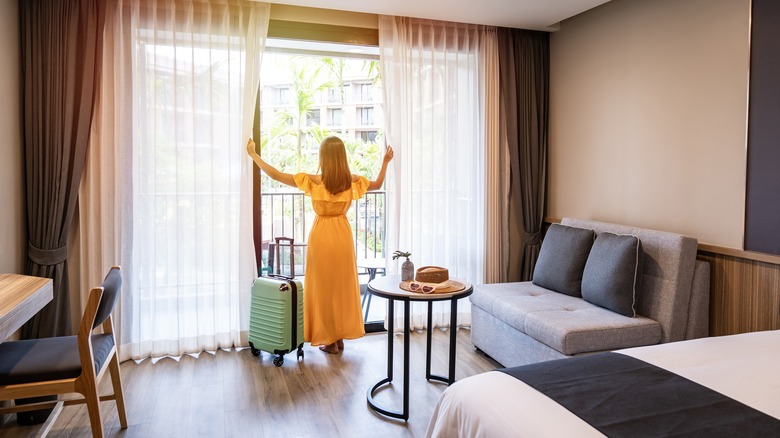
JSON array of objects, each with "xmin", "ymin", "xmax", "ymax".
[
  {"xmin": 379, "ymin": 17, "xmax": 497, "ymax": 330},
  {"xmin": 78, "ymin": 0, "xmax": 269, "ymax": 361},
  {"xmin": 482, "ymin": 29, "xmax": 504, "ymax": 284}
]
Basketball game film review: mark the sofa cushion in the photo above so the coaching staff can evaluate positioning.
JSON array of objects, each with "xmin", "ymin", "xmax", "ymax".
[
  {"xmin": 470, "ymin": 282, "xmax": 662, "ymax": 355},
  {"xmin": 562, "ymin": 217, "xmax": 700, "ymax": 344},
  {"xmin": 471, "ymin": 282, "xmax": 578, "ymax": 330},
  {"xmin": 581, "ymin": 232, "xmax": 644, "ymax": 317},
  {"xmin": 524, "ymin": 307, "xmax": 661, "ymax": 355},
  {"xmin": 532, "ymin": 224, "xmax": 595, "ymax": 297}
]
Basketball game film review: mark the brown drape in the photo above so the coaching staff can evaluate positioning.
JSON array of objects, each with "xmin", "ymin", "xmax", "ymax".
[
  {"xmin": 497, "ymin": 28, "xmax": 550, "ymax": 281},
  {"xmin": 20, "ymin": 0, "xmax": 105, "ymax": 338}
]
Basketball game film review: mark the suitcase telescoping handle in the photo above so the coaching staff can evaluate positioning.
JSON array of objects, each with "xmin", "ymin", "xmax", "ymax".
[{"xmin": 274, "ymin": 237, "xmax": 295, "ymax": 277}]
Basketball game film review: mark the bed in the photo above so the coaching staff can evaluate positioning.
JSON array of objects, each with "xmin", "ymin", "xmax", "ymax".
[{"xmin": 426, "ymin": 330, "xmax": 780, "ymax": 437}]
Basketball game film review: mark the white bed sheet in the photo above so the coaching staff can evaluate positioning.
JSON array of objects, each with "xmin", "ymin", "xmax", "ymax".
[{"xmin": 426, "ymin": 330, "xmax": 780, "ymax": 438}]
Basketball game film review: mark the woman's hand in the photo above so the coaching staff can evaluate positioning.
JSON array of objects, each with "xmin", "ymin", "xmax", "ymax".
[
  {"xmin": 245, "ymin": 137, "xmax": 296, "ymax": 187},
  {"xmin": 383, "ymin": 145, "xmax": 394, "ymax": 164},
  {"xmin": 246, "ymin": 137, "xmax": 258, "ymax": 157}
]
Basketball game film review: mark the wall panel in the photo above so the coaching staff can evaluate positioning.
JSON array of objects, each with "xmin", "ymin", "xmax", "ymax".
[
  {"xmin": 698, "ymin": 251, "xmax": 780, "ymax": 336},
  {"xmin": 744, "ymin": 0, "xmax": 780, "ymax": 255}
]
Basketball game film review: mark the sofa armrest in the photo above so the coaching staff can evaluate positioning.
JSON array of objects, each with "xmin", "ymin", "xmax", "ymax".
[{"xmin": 685, "ymin": 260, "xmax": 710, "ymax": 339}]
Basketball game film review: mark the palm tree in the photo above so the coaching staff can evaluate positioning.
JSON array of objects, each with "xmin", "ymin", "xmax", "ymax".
[
  {"xmin": 260, "ymin": 55, "xmax": 384, "ymax": 178},
  {"xmin": 320, "ymin": 57, "xmax": 348, "ymax": 103},
  {"xmin": 364, "ymin": 59, "xmax": 382, "ymax": 87},
  {"xmin": 272, "ymin": 59, "xmax": 333, "ymax": 171}
]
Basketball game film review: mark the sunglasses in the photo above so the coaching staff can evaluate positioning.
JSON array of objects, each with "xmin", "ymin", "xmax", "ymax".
[{"xmin": 409, "ymin": 282, "xmax": 436, "ymax": 294}]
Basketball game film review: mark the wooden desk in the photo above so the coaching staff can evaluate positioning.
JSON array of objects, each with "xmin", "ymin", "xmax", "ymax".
[{"xmin": 0, "ymin": 274, "xmax": 53, "ymax": 340}]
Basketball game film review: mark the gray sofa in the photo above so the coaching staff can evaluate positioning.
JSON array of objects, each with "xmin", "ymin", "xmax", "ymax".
[{"xmin": 470, "ymin": 218, "xmax": 710, "ymax": 368}]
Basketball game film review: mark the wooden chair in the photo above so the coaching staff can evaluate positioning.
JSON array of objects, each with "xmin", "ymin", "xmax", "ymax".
[{"xmin": 0, "ymin": 266, "xmax": 128, "ymax": 437}]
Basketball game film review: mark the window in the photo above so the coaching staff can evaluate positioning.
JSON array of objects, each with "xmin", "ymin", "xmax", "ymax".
[
  {"xmin": 257, "ymin": 38, "xmax": 387, "ymax": 330},
  {"xmin": 343, "ymin": 84, "xmax": 351, "ymax": 103},
  {"xmin": 329, "ymin": 108, "xmax": 342, "ymax": 126},
  {"xmin": 275, "ymin": 87, "xmax": 290, "ymax": 105},
  {"xmin": 306, "ymin": 109, "xmax": 321, "ymax": 126},
  {"xmin": 327, "ymin": 87, "xmax": 341, "ymax": 103},
  {"xmin": 359, "ymin": 107, "xmax": 374, "ymax": 125},
  {"xmin": 263, "ymin": 86, "xmax": 290, "ymax": 106},
  {"xmin": 358, "ymin": 130, "xmax": 377, "ymax": 142},
  {"xmin": 357, "ymin": 83, "xmax": 373, "ymax": 101}
]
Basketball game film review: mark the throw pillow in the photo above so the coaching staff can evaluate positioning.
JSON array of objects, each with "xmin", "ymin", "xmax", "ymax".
[
  {"xmin": 581, "ymin": 232, "xmax": 644, "ymax": 317},
  {"xmin": 532, "ymin": 224, "xmax": 595, "ymax": 297}
]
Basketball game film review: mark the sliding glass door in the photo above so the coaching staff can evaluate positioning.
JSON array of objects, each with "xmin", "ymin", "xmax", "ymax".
[{"xmin": 254, "ymin": 39, "xmax": 388, "ymax": 331}]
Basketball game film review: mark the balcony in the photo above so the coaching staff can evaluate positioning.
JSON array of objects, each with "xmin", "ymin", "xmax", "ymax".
[
  {"xmin": 260, "ymin": 189, "xmax": 388, "ymax": 326},
  {"xmin": 260, "ymin": 190, "xmax": 387, "ymax": 276}
]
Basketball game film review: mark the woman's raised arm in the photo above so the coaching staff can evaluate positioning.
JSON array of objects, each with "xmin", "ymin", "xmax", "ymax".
[
  {"xmin": 246, "ymin": 138, "xmax": 296, "ymax": 188},
  {"xmin": 367, "ymin": 145, "xmax": 394, "ymax": 191}
]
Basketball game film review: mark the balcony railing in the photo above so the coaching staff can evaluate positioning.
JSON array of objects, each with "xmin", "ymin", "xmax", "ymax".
[{"xmin": 260, "ymin": 189, "xmax": 386, "ymax": 275}]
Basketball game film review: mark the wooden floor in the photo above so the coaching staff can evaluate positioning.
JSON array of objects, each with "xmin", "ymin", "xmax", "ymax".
[{"xmin": 0, "ymin": 328, "xmax": 499, "ymax": 437}]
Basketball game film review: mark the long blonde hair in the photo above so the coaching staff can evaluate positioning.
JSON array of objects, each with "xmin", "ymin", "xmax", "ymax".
[{"xmin": 318, "ymin": 136, "xmax": 352, "ymax": 195}]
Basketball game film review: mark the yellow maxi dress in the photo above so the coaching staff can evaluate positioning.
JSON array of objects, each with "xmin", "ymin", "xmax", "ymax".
[{"xmin": 293, "ymin": 173, "xmax": 368, "ymax": 346}]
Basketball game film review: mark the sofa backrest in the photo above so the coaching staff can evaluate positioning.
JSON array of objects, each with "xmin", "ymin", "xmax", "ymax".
[{"xmin": 561, "ymin": 217, "xmax": 702, "ymax": 343}]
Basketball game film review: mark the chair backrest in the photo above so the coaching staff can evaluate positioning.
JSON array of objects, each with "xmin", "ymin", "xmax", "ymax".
[{"xmin": 92, "ymin": 266, "xmax": 121, "ymax": 329}]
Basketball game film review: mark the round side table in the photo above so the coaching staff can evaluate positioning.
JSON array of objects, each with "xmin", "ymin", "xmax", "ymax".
[{"xmin": 365, "ymin": 275, "xmax": 473, "ymax": 421}]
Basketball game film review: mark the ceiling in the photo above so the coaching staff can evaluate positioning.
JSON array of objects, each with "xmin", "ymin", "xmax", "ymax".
[{"xmin": 268, "ymin": 0, "xmax": 611, "ymax": 31}]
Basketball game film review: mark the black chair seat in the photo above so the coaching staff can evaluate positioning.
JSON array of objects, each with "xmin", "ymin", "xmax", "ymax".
[
  {"xmin": 0, "ymin": 266, "xmax": 128, "ymax": 437},
  {"xmin": 0, "ymin": 334, "xmax": 115, "ymax": 385}
]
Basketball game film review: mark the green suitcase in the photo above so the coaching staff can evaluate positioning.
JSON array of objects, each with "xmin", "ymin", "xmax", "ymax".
[{"xmin": 248, "ymin": 274, "xmax": 304, "ymax": 366}]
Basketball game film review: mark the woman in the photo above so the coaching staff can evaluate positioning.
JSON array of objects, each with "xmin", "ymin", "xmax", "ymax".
[{"xmin": 247, "ymin": 136, "xmax": 393, "ymax": 354}]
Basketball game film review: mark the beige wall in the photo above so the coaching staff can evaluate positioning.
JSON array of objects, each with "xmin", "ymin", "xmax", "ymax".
[
  {"xmin": 0, "ymin": 0, "xmax": 25, "ymax": 273},
  {"xmin": 548, "ymin": 0, "xmax": 750, "ymax": 248}
]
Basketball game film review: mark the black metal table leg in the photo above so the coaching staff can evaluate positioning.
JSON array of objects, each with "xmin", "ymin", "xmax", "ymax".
[
  {"xmin": 387, "ymin": 297, "xmax": 394, "ymax": 380},
  {"xmin": 367, "ymin": 297, "xmax": 411, "ymax": 420},
  {"xmin": 402, "ymin": 299, "xmax": 410, "ymax": 419},
  {"xmin": 427, "ymin": 296, "xmax": 459, "ymax": 385},
  {"xmin": 448, "ymin": 297, "xmax": 458, "ymax": 384},
  {"xmin": 425, "ymin": 301, "xmax": 433, "ymax": 380}
]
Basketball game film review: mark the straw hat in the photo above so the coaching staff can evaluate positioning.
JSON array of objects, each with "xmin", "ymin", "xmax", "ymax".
[{"xmin": 415, "ymin": 266, "xmax": 449, "ymax": 283}]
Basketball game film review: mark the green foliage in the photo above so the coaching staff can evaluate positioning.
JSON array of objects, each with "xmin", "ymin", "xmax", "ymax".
[
  {"xmin": 260, "ymin": 54, "xmax": 384, "ymax": 191},
  {"xmin": 365, "ymin": 231, "xmax": 383, "ymax": 253},
  {"xmin": 262, "ymin": 57, "xmax": 332, "ymax": 174},
  {"xmin": 364, "ymin": 60, "xmax": 382, "ymax": 87},
  {"xmin": 392, "ymin": 251, "xmax": 411, "ymax": 260},
  {"xmin": 260, "ymin": 53, "xmax": 387, "ymax": 256},
  {"xmin": 344, "ymin": 138, "xmax": 381, "ymax": 179}
]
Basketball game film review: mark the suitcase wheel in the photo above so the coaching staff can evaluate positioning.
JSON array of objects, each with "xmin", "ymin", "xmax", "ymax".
[
  {"xmin": 273, "ymin": 355, "xmax": 284, "ymax": 367},
  {"xmin": 297, "ymin": 347, "xmax": 304, "ymax": 360},
  {"xmin": 248, "ymin": 342, "xmax": 260, "ymax": 357}
]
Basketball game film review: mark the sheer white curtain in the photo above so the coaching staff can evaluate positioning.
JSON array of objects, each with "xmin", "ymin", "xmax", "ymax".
[
  {"xmin": 76, "ymin": 0, "xmax": 269, "ymax": 361},
  {"xmin": 379, "ymin": 16, "xmax": 498, "ymax": 330}
]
